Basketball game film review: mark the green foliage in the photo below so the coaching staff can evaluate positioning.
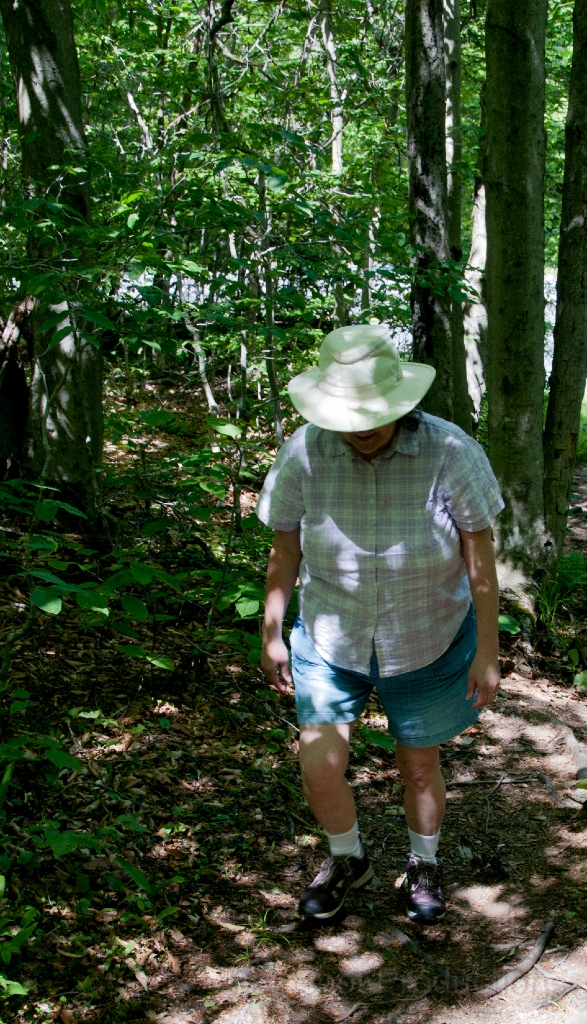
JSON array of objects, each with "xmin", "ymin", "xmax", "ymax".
[{"xmin": 498, "ymin": 614, "xmax": 521, "ymax": 635}]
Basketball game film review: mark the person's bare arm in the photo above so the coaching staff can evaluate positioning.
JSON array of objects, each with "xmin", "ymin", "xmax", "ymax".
[
  {"xmin": 459, "ymin": 525, "xmax": 501, "ymax": 709},
  {"xmin": 261, "ymin": 527, "xmax": 302, "ymax": 692}
]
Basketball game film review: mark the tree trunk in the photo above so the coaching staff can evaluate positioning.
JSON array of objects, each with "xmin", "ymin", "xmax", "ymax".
[
  {"xmin": 485, "ymin": 0, "xmax": 548, "ymax": 573},
  {"xmin": 463, "ymin": 88, "xmax": 488, "ymax": 422},
  {"xmin": 0, "ymin": 0, "xmax": 90, "ymax": 219},
  {"xmin": 0, "ymin": 0, "xmax": 103, "ymax": 527},
  {"xmin": 405, "ymin": 0, "xmax": 454, "ymax": 422},
  {"xmin": 543, "ymin": 0, "xmax": 587, "ymax": 557},
  {"xmin": 444, "ymin": 0, "xmax": 471, "ymax": 434},
  {"xmin": 320, "ymin": 0, "xmax": 346, "ymax": 329}
]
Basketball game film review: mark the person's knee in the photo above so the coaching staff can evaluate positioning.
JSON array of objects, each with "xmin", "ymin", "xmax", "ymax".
[
  {"xmin": 299, "ymin": 724, "xmax": 350, "ymax": 794},
  {"xmin": 395, "ymin": 746, "xmax": 440, "ymax": 791}
]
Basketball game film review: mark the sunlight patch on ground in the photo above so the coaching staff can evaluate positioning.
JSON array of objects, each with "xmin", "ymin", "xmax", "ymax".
[
  {"xmin": 339, "ymin": 951, "xmax": 385, "ymax": 976},
  {"xmin": 453, "ymin": 883, "xmax": 528, "ymax": 921},
  {"xmin": 314, "ymin": 931, "xmax": 361, "ymax": 955}
]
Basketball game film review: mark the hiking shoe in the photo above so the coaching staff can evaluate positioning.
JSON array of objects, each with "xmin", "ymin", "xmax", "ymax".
[
  {"xmin": 299, "ymin": 852, "xmax": 374, "ymax": 919},
  {"xmin": 403, "ymin": 857, "xmax": 445, "ymax": 924}
]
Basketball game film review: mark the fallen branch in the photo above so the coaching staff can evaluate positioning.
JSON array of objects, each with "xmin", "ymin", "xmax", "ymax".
[{"xmin": 476, "ymin": 921, "xmax": 555, "ymax": 999}]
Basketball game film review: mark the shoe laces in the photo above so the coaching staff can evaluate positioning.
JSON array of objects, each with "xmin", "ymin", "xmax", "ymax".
[
  {"xmin": 313, "ymin": 855, "xmax": 351, "ymax": 887},
  {"xmin": 408, "ymin": 859, "xmax": 437, "ymax": 891}
]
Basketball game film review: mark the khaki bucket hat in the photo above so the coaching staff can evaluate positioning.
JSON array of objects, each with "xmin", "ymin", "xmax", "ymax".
[{"xmin": 288, "ymin": 324, "xmax": 435, "ymax": 432}]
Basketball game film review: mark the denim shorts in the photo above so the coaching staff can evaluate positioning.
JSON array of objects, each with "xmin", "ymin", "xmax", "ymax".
[{"xmin": 290, "ymin": 605, "xmax": 479, "ymax": 748}]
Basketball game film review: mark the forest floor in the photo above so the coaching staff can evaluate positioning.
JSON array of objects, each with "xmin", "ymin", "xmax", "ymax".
[{"xmin": 1, "ymin": 369, "xmax": 587, "ymax": 1024}]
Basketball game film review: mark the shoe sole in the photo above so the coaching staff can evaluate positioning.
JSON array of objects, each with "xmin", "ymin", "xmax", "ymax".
[
  {"xmin": 406, "ymin": 907, "xmax": 446, "ymax": 924},
  {"xmin": 304, "ymin": 863, "xmax": 375, "ymax": 920}
]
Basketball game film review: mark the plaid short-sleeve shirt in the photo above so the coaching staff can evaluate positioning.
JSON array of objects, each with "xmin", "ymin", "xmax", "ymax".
[{"xmin": 256, "ymin": 413, "xmax": 504, "ymax": 676}]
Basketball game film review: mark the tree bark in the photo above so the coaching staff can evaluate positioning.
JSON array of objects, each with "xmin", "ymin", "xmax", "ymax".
[
  {"xmin": 485, "ymin": 0, "xmax": 548, "ymax": 572},
  {"xmin": 463, "ymin": 88, "xmax": 488, "ymax": 422},
  {"xmin": 543, "ymin": 0, "xmax": 587, "ymax": 556},
  {"xmin": 405, "ymin": 0, "xmax": 454, "ymax": 422},
  {"xmin": 320, "ymin": 0, "xmax": 346, "ymax": 328},
  {"xmin": 0, "ymin": 0, "xmax": 90, "ymax": 219},
  {"xmin": 444, "ymin": 0, "xmax": 471, "ymax": 434},
  {"xmin": 0, "ymin": 0, "xmax": 103, "ymax": 527}
]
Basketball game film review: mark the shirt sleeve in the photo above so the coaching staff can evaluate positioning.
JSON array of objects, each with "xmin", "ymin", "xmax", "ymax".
[
  {"xmin": 256, "ymin": 434, "xmax": 306, "ymax": 531},
  {"xmin": 442, "ymin": 436, "xmax": 505, "ymax": 532}
]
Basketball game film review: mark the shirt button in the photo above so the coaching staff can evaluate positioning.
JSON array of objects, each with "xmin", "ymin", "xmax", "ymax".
[{"xmin": 369, "ymin": 498, "xmax": 375, "ymax": 504}]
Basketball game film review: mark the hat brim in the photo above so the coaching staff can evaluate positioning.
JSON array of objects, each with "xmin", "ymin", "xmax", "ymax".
[{"xmin": 287, "ymin": 362, "xmax": 436, "ymax": 432}]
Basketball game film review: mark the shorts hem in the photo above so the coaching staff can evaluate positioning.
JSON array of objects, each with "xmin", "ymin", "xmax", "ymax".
[
  {"xmin": 296, "ymin": 713, "xmax": 359, "ymax": 725},
  {"xmin": 390, "ymin": 709, "xmax": 480, "ymax": 748}
]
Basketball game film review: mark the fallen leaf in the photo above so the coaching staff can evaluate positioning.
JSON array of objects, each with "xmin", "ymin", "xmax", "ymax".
[
  {"xmin": 125, "ymin": 957, "xmax": 149, "ymax": 991},
  {"xmin": 167, "ymin": 952, "xmax": 182, "ymax": 975},
  {"xmin": 60, "ymin": 1010, "xmax": 75, "ymax": 1024}
]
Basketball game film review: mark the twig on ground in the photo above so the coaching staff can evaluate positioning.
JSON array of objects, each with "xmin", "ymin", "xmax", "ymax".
[
  {"xmin": 534, "ymin": 965, "xmax": 587, "ymax": 993},
  {"xmin": 288, "ymin": 810, "xmax": 322, "ymax": 833},
  {"xmin": 476, "ymin": 921, "xmax": 555, "ymax": 999},
  {"xmin": 538, "ymin": 773, "xmax": 567, "ymax": 807},
  {"xmin": 447, "ymin": 777, "xmax": 540, "ymax": 787},
  {"xmin": 383, "ymin": 927, "xmax": 459, "ymax": 985},
  {"xmin": 337, "ymin": 1002, "xmax": 365, "ymax": 1021},
  {"xmin": 535, "ymin": 984, "xmax": 577, "ymax": 1008}
]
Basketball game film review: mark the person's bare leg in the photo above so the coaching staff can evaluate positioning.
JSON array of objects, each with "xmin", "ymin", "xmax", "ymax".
[
  {"xmin": 298, "ymin": 723, "xmax": 356, "ymax": 834},
  {"xmin": 394, "ymin": 743, "xmax": 445, "ymax": 836}
]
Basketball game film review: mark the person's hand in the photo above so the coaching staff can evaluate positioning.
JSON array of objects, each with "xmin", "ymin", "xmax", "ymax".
[
  {"xmin": 261, "ymin": 634, "xmax": 292, "ymax": 693},
  {"xmin": 466, "ymin": 653, "xmax": 501, "ymax": 708}
]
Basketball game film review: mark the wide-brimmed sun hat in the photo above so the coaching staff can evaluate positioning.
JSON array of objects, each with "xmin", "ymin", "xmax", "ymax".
[{"xmin": 288, "ymin": 324, "xmax": 436, "ymax": 432}]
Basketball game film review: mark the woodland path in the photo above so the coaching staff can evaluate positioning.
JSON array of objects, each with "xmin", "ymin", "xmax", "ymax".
[{"xmin": 1, "ymin": 376, "xmax": 587, "ymax": 1024}]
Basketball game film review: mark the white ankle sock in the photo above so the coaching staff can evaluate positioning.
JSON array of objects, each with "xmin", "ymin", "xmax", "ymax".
[
  {"xmin": 408, "ymin": 827, "xmax": 440, "ymax": 865},
  {"xmin": 325, "ymin": 821, "xmax": 363, "ymax": 859}
]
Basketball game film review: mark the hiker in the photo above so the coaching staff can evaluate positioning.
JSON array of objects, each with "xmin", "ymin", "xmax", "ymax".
[{"xmin": 256, "ymin": 324, "xmax": 503, "ymax": 924}]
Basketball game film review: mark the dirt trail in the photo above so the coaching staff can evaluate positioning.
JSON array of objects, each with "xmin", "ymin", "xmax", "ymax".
[
  {"xmin": 140, "ymin": 468, "xmax": 587, "ymax": 1024},
  {"xmin": 140, "ymin": 664, "xmax": 587, "ymax": 1024}
]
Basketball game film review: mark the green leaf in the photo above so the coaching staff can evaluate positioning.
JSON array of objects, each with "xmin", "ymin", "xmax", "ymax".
[
  {"xmin": 48, "ymin": 325, "xmax": 72, "ymax": 350},
  {"xmin": 146, "ymin": 655, "xmax": 174, "ymax": 671},
  {"xmin": 206, "ymin": 417, "xmax": 241, "ymax": 439},
  {"xmin": 76, "ymin": 591, "xmax": 109, "ymax": 614},
  {"xmin": 45, "ymin": 749, "xmax": 82, "ymax": 771},
  {"xmin": 9, "ymin": 701, "xmax": 35, "ymax": 715},
  {"xmin": 121, "ymin": 594, "xmax": 149, "ymax": 620},
  {"xmin": 143, "ymin": 519, "xmax": 169, "ymax": 537},
  {"xmin": 569, "ymin": 648, "xmax": 580, "ymax": 666},
  {"xmin": 12, "ymin": 688, "xmax": 30, "ymax": 699},
  {"xmin": 235, "ymin": 597, "xmax": 260, "ymax": 618},
  {"xmin": 0, "ymin": 974, "xmax": 28, "ymax": 996},
  {"xmin": 101, "ymin": 569, "xmax": 135, "ymax": 594},
  {"xmin": 115, "ymin": 857, "xmax": 151, "ymax": 894},
  {"xmin": 111, "ymin": 621, "xmax": 141, "ymax": 640},
  {"xmin": 154, "ymin": 905, "xmax": 179, "ymax": 923},
  {"xmin": 127, "ymin": 212, "xmax": 140, "ymax": 228},
  {"xmin": 31, "ymin": 589, "xmax": 62, "ymax": 615},
  {"xmin": 361, "ymin": 727, "xmax": 396, "ymax": 750},
  {"xmin": 34, "ymin": 500, "xmax": 59, "ymax": 523},
  {"xmin": 120, "ymin": 644, "xmax": 148, "ymax": 659},
  {"xmin": 115, "ymin": 815, "xmax": 149, "ymax": 833},
  {"xmin": 29, "ymin": 568, "xmax": 68, "ymax": 586},
  {"xmin": 129, "ymin": 562, "xmax": 153, "ymax": 585},
  {"xmin": 43, "ymin": 830, "xmax": 100, "ymax": 857},
  {"xmin": 574, "ymin": 671, "xmax": 587, "ymax": 691},
  {"xmin": 34, "ymin": 499, "xmax": 86, "ymax": 521},
  {"xmin": 81, "ymin": 309, "xmax": 117, "ymax": 330},
  {"xmin": 498, "ymin": 614, "xmax": 521, "ymax": 635}
]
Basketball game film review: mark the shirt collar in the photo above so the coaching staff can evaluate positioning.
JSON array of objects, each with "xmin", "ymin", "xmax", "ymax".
[{"xmin": 323, "ymin": 423, "xmax": 420, "ymax": 460}]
